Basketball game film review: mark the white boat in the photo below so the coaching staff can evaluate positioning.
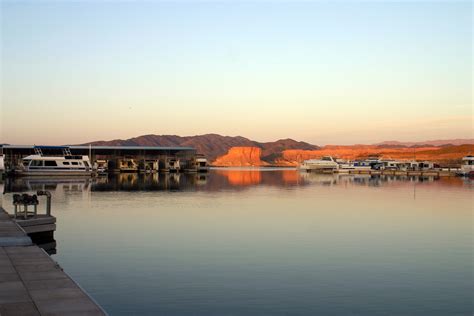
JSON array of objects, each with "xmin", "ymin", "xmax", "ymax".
[
  {"xmin": 458, "ymin": 155, "xmax": 474, "ymax": 177},
  {"xmin": 299, "ymin": 156, "xmax": 339, "ymax": 172},
  {"xmin": 15, "ymin": 154, "xmax": 94, "ymax": 176},
  {"xmin": 195, "ymin": 157, "xmax": 209, "ymax": 172}
]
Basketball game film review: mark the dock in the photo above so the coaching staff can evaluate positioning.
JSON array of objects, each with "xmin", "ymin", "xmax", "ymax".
[
  {"xmin": 333, "ymin": 169, "xmax": 455, "ymax": 176},
  {"xmin": 0, "ymin": 207, "xmax": 106, "ymax": 315}
]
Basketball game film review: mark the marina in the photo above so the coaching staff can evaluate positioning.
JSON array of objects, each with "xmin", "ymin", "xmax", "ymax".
[
  {"xmin": 2, "ymin": 1, "xmax": 471, "ymax": 315},
  {"xmin": 1, "ymin": 145, "xmax": 209, "ymax": 176},
  {"xmin": 298, "ymin": 156, "xmax": 467, "ymax": 177}
]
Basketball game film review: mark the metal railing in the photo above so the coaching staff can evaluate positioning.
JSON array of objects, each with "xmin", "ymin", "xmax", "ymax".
[{"xmin": 12, "ymin": 191, "xmax": 52, "ymax": 219}]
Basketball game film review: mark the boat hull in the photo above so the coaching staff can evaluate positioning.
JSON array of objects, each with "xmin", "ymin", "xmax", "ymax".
[{"xmin": 14, "ymin": 170, "xmax": 94, "ymax": 177}]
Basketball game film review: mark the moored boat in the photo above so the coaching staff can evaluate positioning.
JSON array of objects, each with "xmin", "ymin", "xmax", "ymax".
[
  {"xmin": 457, "ymin": 155, "xmax": 474, "ymax": 177},
  {"xmin": 15, "ymin": 154, "xmax": 94, "ymax": 176},
  {"xmin": 299, "ymin": 156, "xmax": 339, "ymax": 172}
]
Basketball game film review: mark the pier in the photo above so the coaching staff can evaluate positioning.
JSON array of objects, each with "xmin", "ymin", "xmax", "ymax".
[{"xmin": 0, "ymin": 207, "xmax": 106, "ymax": 315}]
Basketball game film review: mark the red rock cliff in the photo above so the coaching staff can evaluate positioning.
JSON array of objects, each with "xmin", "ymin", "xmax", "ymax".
[{"xmin": 212, "ymin": 147, "xmax": 268, "ymax": 167}]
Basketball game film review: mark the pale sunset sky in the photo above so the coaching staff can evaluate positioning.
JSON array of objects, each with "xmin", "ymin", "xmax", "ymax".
[{"xmin": 1, "ymin": 0, "xmax": 472, "ymax": 145}]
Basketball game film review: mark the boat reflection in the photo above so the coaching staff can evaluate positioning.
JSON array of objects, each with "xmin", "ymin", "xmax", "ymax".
[{"xmin": 2, "ymin": 169, "xmax": 469, "ymax": 195}]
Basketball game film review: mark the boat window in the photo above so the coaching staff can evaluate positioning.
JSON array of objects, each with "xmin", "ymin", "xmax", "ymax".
[
  {"xmin": 44, "ymin": 161, "xmax": 57, "ymax": 167},
  {"xmin": 71, "ymin": 161, "xmax": 79, "ymax": 165},
  {"xmin": 63, "ymin": 161, "xmax": 70, "ymax": 165},
  {"xmin": 322, "ymin": 157, "xmax": 331, "ymax": 161},
  {"xmin": 23, "ymin": 160, "xmax": 31, "ymax": 166},
  {"xmin": 31, "ymin": 160, "xmax": 43, "ymax": 167},
  {"xmin": 84, "ymin": 161, "xmax": 89, "ymax": 167}
]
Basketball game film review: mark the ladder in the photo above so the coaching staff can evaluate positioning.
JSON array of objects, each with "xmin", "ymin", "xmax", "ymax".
[{"xmin": 34, "ymin": 147, "xmax": 43, "ymax": 156}]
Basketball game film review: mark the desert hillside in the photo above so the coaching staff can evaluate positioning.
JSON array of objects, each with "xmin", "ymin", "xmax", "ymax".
[
  {"xmin": 83, "ymin": 134, "xmax": 473, "ymax": 167},
  {"xmin": 213, "ymin": 147, "xmax": 269, "ymax": 167},
  {"xmin": 83, "ymin": 134, "xmax": 317, "ymax": 162}
]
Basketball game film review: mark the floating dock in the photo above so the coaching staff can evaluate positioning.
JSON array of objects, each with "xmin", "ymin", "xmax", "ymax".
[
  {"xmin": 333, "ymin": 169, "xmax": 456, "ymax": 176},
  {"xmin": 0, "ymin": 207, "xmax": 106, "ymax": 315}
]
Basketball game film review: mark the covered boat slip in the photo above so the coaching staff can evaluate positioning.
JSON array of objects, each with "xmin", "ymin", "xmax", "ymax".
[{"xmin": 1, "ymin": 145, "xmax": 198, "ymax": 174}]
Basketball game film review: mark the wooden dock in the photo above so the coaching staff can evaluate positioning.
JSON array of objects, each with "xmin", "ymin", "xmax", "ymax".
[{"xmin": 0, "ymin": 207, "xmax": 106, "ymax": 315}]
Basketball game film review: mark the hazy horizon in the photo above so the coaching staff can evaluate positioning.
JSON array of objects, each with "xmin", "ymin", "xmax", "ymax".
[{"xmin": 1, "ymin": 1, "xmax": 472, "ymax": 145}]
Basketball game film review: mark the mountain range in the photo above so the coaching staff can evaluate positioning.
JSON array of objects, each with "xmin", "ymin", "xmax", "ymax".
[
  {"xmin": 375, "ymin": 139, "xmax": 474, "ymax": 147},
  {"xmin": 82, "ymin": 134, "xmax": 474, "ymax": 166},
  {"xmin": 83, "ymin": 134, "xmax": 318, "ymax": 162}
]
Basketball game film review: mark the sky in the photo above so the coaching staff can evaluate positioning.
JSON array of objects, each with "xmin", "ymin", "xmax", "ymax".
[{"xmin": 1, "ymin": 0, "xmax": 472, "ymax": 145}]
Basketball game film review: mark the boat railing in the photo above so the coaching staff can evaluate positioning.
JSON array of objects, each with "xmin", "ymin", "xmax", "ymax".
[{"xmin": 34, "ymin": 147, "xmax": 43, "ymax": 156}]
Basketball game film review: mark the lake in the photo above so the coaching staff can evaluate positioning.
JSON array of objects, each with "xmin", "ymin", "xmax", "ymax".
[{"xmin": 1, "ymin": 169, "xmax": 472, "ymax": 315}]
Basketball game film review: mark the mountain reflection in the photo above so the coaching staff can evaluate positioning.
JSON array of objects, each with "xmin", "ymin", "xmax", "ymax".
[{"xmin": 2, "ymin": 169, "xmax": 470, "ymax": 194}]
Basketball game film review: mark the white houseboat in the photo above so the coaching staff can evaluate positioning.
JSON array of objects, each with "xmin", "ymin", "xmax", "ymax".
[
  {"xmin": 16, "ymin": 154, "xmax": 94, "ymax": 176},
  {"xmin": 195, "ymin": 157, "xmax": 209, "ymax": 173},
  {"xmin": 299, "ymin": 156, "xmax": 339, "ymax": 172},
  {"xmin": 458, "ymin": 155, "xmax": 474, "ymax": 176}
]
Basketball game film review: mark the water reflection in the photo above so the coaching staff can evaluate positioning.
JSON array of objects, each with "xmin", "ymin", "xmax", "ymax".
[
  {"xmin": 2, "ymin": 169, "xmax": 471, "ymax": 194},
  {"xmin": 1, "ymin": 170, "xmax": 472, "ymax": 316}
]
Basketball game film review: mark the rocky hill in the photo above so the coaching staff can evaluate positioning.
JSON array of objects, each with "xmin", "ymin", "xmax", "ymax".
[
  {"xmin": 213, "ymin": 147, "xmax": 269, "ymax": 167},
  {"xmin": 83, "ymin": 133, "xmax": 318, "ymax": 162}
]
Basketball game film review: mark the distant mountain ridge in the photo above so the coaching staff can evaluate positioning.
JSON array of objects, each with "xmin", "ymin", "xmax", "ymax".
[
  {"xmin": 82, "ymin": 134, "xmax": 473, "ymax": 164},
  {"xmin": 374, "ymin": 139, "xmax": 474, "ymax": 147},
  {"xmin": 83, "ymin": 133, "xmax": 318, "ymax": 162}
]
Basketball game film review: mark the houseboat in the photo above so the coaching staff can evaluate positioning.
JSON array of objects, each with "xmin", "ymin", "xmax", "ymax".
[
  {"xmin": 159, "ymin": 158, "xmax": 181, "ymax": 173},
  {"xmin": 352, "ymin": 160, "xmax": 374, "ymax": 171},
  {"xmin": 94, "ymin": 159, "xmax": 109, "ymax": 175},
  {"xmin": 183, "ymin": 157, "xmax": 209, "ymax": 173},
  {"xmin": 168, "ymin": 158, "xmax": 180, "ymax": 173},
  {"xmin": 299, "ymin": 156, "xmax": 339, "ymax": 172},
  {"xmin": 15, "ymin": 154, "xmax": 94, "ymax": 176},
  {"xmin": 139, "ymin": 159, "xmax": 159, "ymax": 173},
  {"xmin": 458, "ymin": 155, "xmax": 474, "ymax": 177},
  {"xmin": 118, "ymin": 158, "xmax": 139, "ymax": 173},
  {"xmin": 335, "ymin": 159, "xmax": 355, "ymax": 173},
  {"xmin": 380, "ymin": 159, "xmax": 400, "ymax": 170},
  {"xmin": 196, "ymin": 157, "xmax": 209, "ymax": 172}
]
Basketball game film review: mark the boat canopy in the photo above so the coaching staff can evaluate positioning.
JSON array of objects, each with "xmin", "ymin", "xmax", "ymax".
[{"xmin": 34, "ymin": 145, "xmax": 70, "ymax": 149}]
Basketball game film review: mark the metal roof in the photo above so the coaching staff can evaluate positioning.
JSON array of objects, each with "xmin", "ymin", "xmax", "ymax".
[
  {"xmin": 1, "ymin": 145, "xmax": 195, "ymax": 151},
  {"xmin": 70, "ymin": 145, "xmax": 195, "ymax": 151}
]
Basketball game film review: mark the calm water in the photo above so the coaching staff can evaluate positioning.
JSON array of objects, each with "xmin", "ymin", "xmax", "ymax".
[{"xmin": 1, "ymin": 170, "xmax": 473, "ymax": 315}]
